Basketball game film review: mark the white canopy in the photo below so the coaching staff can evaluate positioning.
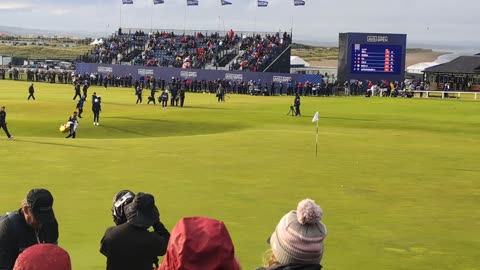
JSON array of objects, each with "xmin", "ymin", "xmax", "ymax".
[
  {"xmin": 90, "ymin": 39, "xmax": 99, "ymax": 46},
  {"xmin": 290, "ymin": 56, "xmax": 310, "ymax": 67},
  {"xmin": 406, "ymin": 62, "xmax": 439, "ymax": 74}
]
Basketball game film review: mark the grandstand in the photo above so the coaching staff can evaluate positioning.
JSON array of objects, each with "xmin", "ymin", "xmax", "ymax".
[{"xmin": 78, "ymin": 28, "xmax": 292, "ymax": 73}]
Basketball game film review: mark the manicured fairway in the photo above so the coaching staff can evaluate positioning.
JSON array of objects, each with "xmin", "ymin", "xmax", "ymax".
[{"xmin": 0, "ymin": 80, "xmax": 479, "ymax": 270}]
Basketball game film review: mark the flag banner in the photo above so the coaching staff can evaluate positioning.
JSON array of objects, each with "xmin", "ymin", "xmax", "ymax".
[
  {"xmin": 294, "ymin": 0, "xmax": 305, "ymax": 6},
  {"xmin": 187, "ymin": 0, "xmax": 199, "ymax": 6},
  {"xmin": 257, "ymin": 0, "xmax": 268, "ymax": 7},
  {"xmin": 221, "ymin": 0, "xmax": 232, "ymax": 5},
  {"xmin": 153, "ymin": 0, "xmax": 164, "ymax": 4},
  {"xmin": 122, "ymin": 0, "xmax": 133, "ymax": 4},
  {"xmin": 312, "ymin": 112, "xmax": 319, "ymax": 122}
]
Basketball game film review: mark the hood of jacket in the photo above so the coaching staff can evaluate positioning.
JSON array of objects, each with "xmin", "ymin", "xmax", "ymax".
[{"xmin": 159, "ymin": 217, "xmax": 241, "ymax": 270}]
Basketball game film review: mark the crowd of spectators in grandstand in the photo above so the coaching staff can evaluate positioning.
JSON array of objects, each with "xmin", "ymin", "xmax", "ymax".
[
  {"xmin": 230, "ymin": 31, "xmax": 291, "ymax": 72},
  {"xmin": 79, "ymin": 29, "xmax": 291, "ymax": 72}
]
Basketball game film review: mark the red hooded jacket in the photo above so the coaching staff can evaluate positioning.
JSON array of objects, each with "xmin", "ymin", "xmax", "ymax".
[{"xmin": 159, "ymin": 217, "xmax": 241, "ymax": 270}]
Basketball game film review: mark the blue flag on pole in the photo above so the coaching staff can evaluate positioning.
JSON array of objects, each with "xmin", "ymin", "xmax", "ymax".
[
  {"xmin": 122, "ymin": 0, "xmax": 133, "ymax": 4},
  {"xmin": 257, "ymin": 0, "xmax": 268, "ymax": 7},
  {"xmin": 187, "ymin": 0, "xmax": 199, "ymax": 6},
  {"xmin": 294, "ymin": 0, "xmax": 305, "ymax": 6},
  {"xmin": 221, "ymin": 0, "xmax": 232, "ymax": 5},
  {"xmin": 153, "ymin": 0, "xmax": 164, "ymax": 4}
]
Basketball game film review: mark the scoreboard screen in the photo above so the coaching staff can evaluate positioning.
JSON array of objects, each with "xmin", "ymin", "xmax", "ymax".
[{"xmin": 350, "ymin": 44, "xmax": 402, "ymax": 75}]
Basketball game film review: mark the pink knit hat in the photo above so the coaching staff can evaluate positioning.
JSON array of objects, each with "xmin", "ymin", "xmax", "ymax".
[
  {"xmin": 13, "ymin": 244, "xmax": 71, "ymax": 270},
  {"xmin": 269, "ymin": 199, "xmax": 327, "ymax": 265}
]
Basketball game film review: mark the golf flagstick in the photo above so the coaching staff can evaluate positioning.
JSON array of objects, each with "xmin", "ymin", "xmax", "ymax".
[{"xmin": 312, "ymin": 112, "xmax": 319, "ymax": 158}]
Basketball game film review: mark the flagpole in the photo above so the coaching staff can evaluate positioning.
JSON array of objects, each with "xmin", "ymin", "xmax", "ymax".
[
  {"xmin": 316, "ymin": 118, "xmax": 319, "ymax": 158},
  {"xmin": 150, "ymin": 3, "xmax": 153, "ymax": 31},
  {"xmin": 183, "ymin": 4, "xmax": 187, "ymax": 34}
]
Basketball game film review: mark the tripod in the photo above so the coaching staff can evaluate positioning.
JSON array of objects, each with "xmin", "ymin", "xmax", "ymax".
[{"xmin": 286, "ymin": 105, "xmax": 296, "ymax": 116}]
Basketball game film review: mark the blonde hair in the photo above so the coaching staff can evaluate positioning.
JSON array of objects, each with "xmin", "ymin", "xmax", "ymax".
[{"xmin": 263, "ymin": 249, "xmax": 280, "ymax": 268}]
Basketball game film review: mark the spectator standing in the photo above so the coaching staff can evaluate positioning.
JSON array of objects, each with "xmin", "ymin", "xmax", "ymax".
[
  {"xmin": 100, "ymin": 192, "xmax": 170, "ymax": 270},
  {"xmin": 0, "ymin": 189, "xmax": 59, "ymax": 270},
  {"xmin": 256, "ymin": 199, "xmax": 327, "ymax": 270},
  {"xmin": 159, "ymin": 217, "xmax": 241, "ymax": 270}
]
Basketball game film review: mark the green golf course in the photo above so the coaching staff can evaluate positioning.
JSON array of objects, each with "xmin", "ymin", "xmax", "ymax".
[{"xmin": 0, "ymin": 80, "xmax": 479, "ymax": 270}]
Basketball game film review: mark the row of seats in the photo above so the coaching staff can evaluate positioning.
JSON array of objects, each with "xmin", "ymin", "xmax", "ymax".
[{"xmin": 79, "ymin": 30, "xmax": 291, "ymax": 71}]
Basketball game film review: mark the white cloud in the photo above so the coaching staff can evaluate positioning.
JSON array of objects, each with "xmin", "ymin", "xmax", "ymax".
[
  {"xmin": 50, "ymin": 9, "xmax": 71, "ymax": 16},
  {"xmin": 0, "ymin": 2, "xmax": 32, "ymax": 10}
]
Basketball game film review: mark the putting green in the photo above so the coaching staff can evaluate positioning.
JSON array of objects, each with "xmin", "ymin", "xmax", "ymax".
[{"xmin": 0, "ymin": 80, "xmax": 479, "ymax": 270}]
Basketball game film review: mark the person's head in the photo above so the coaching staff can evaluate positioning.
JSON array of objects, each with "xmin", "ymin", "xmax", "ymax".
[
  {"xmin": 265, "ymin": 199, "xmax": 327, "ymax": 267},
  {"xmin": 124, "ymin": 192, "xmax": 159, "ymax": 229},
  {"xmin": 13, "ymin": 244, "xmax": 71, "ymax": 270},
  {"xmin": 73, "ymin": 111, "xmax": 77, "ymax": 116},
  {"xmin": 111, "ymin": 190, "xmax": 135, "ymax": 225},
  {"xmin": 160, "ymin": 217, "xmax": 241, "ymax": 270},
  {"xmin": 22, "ymin": 189, "xmax": 56, "ymax": 229},
  {"xmin": 1, "ymin": 106, "xmax": 4, "ymax": 112}
]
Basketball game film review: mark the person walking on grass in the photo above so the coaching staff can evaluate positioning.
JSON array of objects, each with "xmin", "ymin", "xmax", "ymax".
[
  {"xmin": 72, "ymin": 82, "xmax": 81, "ymax": 101},
  {"xmin": 28, "ymin": 83, "xmax": 35, "ymax": 100},
  {"xmin": 76, "ymin": 97, "xmax": 85, "ymax": 118},
  {"xmin": 65, "ymin": 111, "xmax": 79, "ymax": 139},
  {"xmin": 136, "ymin": 86, "xmax": 143, "ymax": 104},
  {"xmin": 0, "ymin": 106, "xmax": 13, "ymax": 140},
  {"xmin": 92, "ymin": 96, "xmax": 101, "ymax": 126}
]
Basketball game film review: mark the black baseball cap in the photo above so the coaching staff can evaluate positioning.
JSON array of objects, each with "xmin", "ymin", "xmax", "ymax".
[
  {"xmin": 26, "ymin": 189, "xmax": 55, "ymax": 224},
  {"xmin": 125, "ymin": 192, "xmax": 159, "ymax": 228}
]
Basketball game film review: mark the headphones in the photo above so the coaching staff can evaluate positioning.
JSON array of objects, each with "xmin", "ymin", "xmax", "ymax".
[{"xmin": 112, "ymin": 190, "xmax": 135, "ymax": 225}]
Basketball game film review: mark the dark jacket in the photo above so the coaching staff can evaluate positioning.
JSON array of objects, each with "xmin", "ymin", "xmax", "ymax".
[
  {"xmin": 100, "ymin": 222, "xmax": 169, "ymax": 270},
  {"xmin": 0, "ymin": 209, "xmax": 59, "ymax": 270},
  {"xmin": 92, "ymin": 101, "xmax": 101, "ymax": 112},
  {"xmin": 256, "ymin": 264, "xmax": 322, "ymax": 270},
  {"xmin": 0, "ymin": 111, "xmax": 6, "ymax": 124}
]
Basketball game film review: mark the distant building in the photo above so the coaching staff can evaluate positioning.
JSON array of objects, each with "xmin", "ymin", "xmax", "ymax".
[{"xmin": 424, "ymin": 56, "xmax": 480, "ymax": 91}]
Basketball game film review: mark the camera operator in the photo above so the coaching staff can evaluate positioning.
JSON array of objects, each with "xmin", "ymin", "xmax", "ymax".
[
  {"xmin": 294, "ymin": 93, "xmax": 301, "ymax": 116},
  {"xmin": 100, "ymin": 192, "xmax": 170, "ymax": 270}
]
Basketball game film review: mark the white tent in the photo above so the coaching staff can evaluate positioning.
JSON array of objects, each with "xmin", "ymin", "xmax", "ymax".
[
  {"xmin": 90, "ymin": 39, "xmax": 99, "ymax": 46},
  {"xmin": 98, "ymin": 38, "xmax": 104, "ymax": 45},
  {"xmin": 406, "ymin": 62, "xmax": 439, "ymax": 74},
  {"xmin": 290, "ymin": 56, "xmax": 310, "ymax": 67}
]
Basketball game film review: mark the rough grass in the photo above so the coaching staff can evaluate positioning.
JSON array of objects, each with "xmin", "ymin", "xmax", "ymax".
[
  {"xmin": 0, "ymin": 45, "xmax": 91, "ymax": 60},
  {"xmin": 0, "ymin": 80, "xmax": 479, "ymax": 270}
]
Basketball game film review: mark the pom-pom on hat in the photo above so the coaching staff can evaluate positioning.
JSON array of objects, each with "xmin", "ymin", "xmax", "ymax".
[{"xmin": 269, "ymin": 199, "xmax": 327, "ymax": 265}]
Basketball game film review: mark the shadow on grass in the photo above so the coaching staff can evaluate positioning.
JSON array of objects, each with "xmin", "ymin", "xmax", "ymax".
[
  {"xmin": 14, "ymin": 139, "xmax": 102, "ymax": 149},
  {"xmin": 317, "ymin": 116, "xmax": 377, "ymax": 122},
  {"xmin": 99, "ymin": 124, "xmax": 152, "ymax": 137}
]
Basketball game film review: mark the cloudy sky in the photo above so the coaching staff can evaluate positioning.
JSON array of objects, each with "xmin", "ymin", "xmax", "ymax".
[{"xmin": 0, "ymin": 0, "xmax": 479, "ymax": 46}]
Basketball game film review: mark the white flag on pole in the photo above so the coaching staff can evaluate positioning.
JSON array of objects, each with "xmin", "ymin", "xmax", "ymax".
[{"xmin": 312, "ymin": 111, "xmax": 319, "ymax": 122}]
